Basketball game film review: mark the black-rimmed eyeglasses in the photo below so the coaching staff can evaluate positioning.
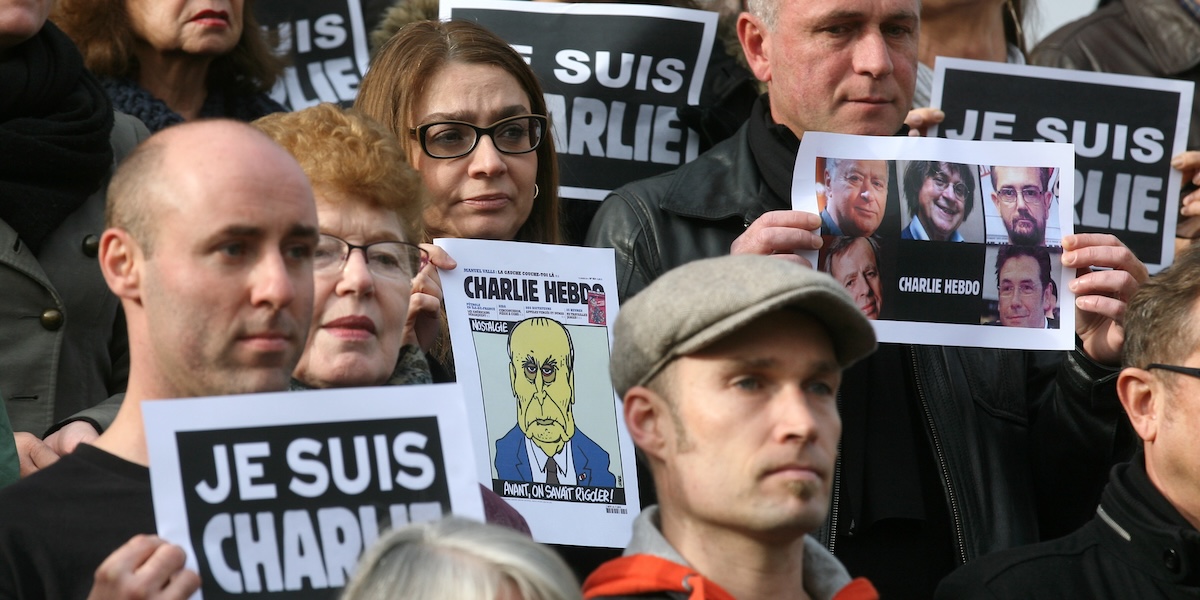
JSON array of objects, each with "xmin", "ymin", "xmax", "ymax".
[
  {"xmin": 1146, "ymin": 363, "xmax": 1200, "ymax": 380},
  {"xmin": 313, "ymin": 234, "xmax": 428, "ymax": 280},
  {"xmin": 410, "ymin": 114, "xmax": 548, "ymax": 159}
]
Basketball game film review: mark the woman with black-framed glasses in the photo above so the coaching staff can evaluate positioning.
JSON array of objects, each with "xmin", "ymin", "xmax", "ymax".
[{"xmin": 357, "ymin": 19, "xmax": 563, "ymax": 246}]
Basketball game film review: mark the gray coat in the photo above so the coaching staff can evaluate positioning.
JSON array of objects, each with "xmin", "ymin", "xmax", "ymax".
[{"xmin": 1, "ymin": 112, "xmax": 147, "ymax": 436}]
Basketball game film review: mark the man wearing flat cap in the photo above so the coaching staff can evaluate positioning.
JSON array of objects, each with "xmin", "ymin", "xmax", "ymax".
[{"xmin": 583, "ymin": 255, "xmax": 880, "ymax": 600}]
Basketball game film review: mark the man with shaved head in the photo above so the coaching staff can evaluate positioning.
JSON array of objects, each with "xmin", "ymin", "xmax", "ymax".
[{"xmin": 0, "ymin": 120, "xmax": 319, "ymax": 598}]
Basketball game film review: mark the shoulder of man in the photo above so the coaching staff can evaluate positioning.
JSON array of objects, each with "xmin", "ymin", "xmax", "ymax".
[
  {"xmin": 586, "ymin": 123, "xmax": 769, "ymax": 299},
  {"xmin": 111, "ymin": 111, "xmax": 151, "ymax": 159},
  {"xmin": 933, "ymin": 520, "xmax": 1108, "ymax": 600}
]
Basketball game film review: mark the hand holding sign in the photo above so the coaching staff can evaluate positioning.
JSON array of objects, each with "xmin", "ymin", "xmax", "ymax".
[
  {"xmin": 406, "ymin": 243, "xmax": 456, "ymax": 352},
  {"xmin": 88, "ymin": 535, "xmax": 199, "ymax": 600},
  {"xmin": 905, "ymin": 108, "xmax": 945, "ymax": 138},
  {"xmin": 1172, "ymin": 151, "xmax": 1200, "ymax": 217},
  {"xmin": 729, "ymin": 210, "xmax": 823, "ymax": 268},
  {"xmin": 1063, "ymin": 233, "xmax": 1149, "ymax": 366}
]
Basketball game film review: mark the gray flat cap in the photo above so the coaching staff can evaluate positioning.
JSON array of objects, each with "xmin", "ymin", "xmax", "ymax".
[{"xmin": 611, "ymin": 255, "xmax": 877, "ymax": 397}]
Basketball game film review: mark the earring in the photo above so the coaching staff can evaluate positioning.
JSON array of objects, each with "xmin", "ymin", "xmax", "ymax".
[{"xmin": 533, "ymin": 184, "xmax": 540, "ymax": 199}]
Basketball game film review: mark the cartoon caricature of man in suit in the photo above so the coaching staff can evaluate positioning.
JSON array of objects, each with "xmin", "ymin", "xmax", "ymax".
[{"xmin": 494, "ymin": 317, "xmax": 615, "ymax": 487}]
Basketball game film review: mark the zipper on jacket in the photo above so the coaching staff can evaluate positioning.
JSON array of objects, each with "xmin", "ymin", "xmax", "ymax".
[
  {"xmin": 827, "ymin": 437, "xmax": 843, "ymax": 555},
  {"xmin": 910, "ymin": 349, "xmax": 969, "ymax": 565}
]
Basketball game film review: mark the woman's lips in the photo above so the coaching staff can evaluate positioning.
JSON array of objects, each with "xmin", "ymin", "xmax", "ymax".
[
  {"xmin": 190, "ymin": 9, "xmax": 230, "ymax": 26},
  {"xmin": 461, "ymin": 194, "xmax": 511, "ymax": 211},
  {"xmin": 322, "ymin": 315, "xmax": 376, "ymax": 340}
]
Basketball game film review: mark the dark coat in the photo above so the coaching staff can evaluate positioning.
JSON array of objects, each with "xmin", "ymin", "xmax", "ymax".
[
  {"xmin": 1031, "ymin": 0, "xmax": 1200, "ymax": 151},
  {"xmin": 935, "ymin": 457, "xmax": 1200, "ymax": 599},
  {"xmin": 1, "ymin": 112, "xmax": 147, "ymax": 436},
  {"xmin": 585, "ymin": 101, "xmax": 1131, "ymax": 564}
]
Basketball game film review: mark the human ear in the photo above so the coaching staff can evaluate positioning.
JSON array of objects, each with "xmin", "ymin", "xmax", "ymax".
[
  {"xmin": 623, "ymin": 386, "xmax": 668, "ymax": 461},
  {"xmin": 98, "ymin": 229, "xmax": 142, "ymax": 303},
  {"xmin": 1117, "ymin": 368, "xmax": 1158, "ymax": 443},
  {"xmin": 737, "ymin": 12, "xmax": 771, "ymax": 83}
]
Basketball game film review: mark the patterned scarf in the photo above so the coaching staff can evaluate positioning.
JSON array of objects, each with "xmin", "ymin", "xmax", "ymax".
[{"xmin": 101, "ymin": 77, "xmax": 285, "ymax": 133}]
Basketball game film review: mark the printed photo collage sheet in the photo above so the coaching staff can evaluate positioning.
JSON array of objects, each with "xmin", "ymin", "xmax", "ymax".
[
  {"xmin": 437, "ymin": 238, "xmax": 640, "ymax": 549},
  {"xmin": 144, "ymin": 385, "xmax": 484, "ymax": 599},
  {"xmin": 794, "ymin": 132, "xmax": 1076, "ymax": 350}
]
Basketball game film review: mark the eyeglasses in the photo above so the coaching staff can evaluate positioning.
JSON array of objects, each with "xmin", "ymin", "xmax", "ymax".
[
  {"xmin": 410, "ymin": 114, "xmax": 548, "ymax": 160},
  {"xmin": 999, "ymin": 282, "xmax": 1042, "ymax": 299},
  {"xmin": 929, "ymin": 170, "xmax": 969, "ymax": 201},
  {"xmin": 313, "ymin": 234, "xmax": 428, "ymax": 280},
  {"xmin": 996, "ymin": 186, "xmax": 1046, "ymax": 207},
  {"xmin": 1147, "ymin": 363, "xmax": 1200, "ymax": 380}
]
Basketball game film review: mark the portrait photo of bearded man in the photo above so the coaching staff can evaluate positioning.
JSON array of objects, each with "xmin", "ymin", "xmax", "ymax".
[{"xmin": 494, "ymin": 318, "xmax": 616, "ymax": 487}]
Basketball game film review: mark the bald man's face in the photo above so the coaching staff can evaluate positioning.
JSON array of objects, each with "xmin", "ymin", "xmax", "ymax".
[
  {"xmin": 509, "ymin": 319, "xmax": 576, "ymax": 459},
  {"xmin": 133, "ymin": 124, "xmax": 319, "ymax": 398}
]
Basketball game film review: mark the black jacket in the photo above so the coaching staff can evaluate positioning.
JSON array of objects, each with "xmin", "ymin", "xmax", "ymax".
[
  {"xmin": 1031, "ymin": 0, "xmax": 1200, "ymax": 151},
  {"xmin": 935, "ymin": 457, "xmax": 1200, "ymax": 598},
  {"xmin": 585, "ymin": 104, "xmax": 1131, "ymax": 564}
]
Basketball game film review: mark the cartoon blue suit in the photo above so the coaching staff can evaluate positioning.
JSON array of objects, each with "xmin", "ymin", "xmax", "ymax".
[{"xmin": 494, "ymin": 425, "xmax": 616, "ymax": 487}]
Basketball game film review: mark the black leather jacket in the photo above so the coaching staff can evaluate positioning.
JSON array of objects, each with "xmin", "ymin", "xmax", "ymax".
[
  {"xmin": 586, "ymin": 117, "xmax": 1131, "ymax": 564},
  {"xmin": 1031, "ymin": 0, "xmax": 1200, "ymax": 150}
]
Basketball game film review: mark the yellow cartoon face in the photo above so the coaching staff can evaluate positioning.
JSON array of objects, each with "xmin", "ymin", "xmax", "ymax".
[{"xmin": 508, "ymin": 318, "xmax": 576, "ymax": 458}]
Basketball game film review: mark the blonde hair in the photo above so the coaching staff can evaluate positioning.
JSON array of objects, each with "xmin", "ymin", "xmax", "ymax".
[
  {"xmin": 341, "ymin": 518, "xmax": 581, "ymax": 600},
  {"xmin": 253, "ymin": 103, "xmax": 425, "ymax": 244}
]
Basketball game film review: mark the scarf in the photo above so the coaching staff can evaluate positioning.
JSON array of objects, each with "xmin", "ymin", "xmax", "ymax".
[
  {"xmin": 102, "ymin": 77, "xmax": 285, "ymax": 133},
  {"xmin": 288, "ymin": 344, "xmax": 434, "ymax": 391},
  {"xmin": 583, "ymin": 554, "xmax": 880, "ymax": 600},
  {"xmin": 0, "ymin": 22, "xmax": 114, "ymax": 254}
]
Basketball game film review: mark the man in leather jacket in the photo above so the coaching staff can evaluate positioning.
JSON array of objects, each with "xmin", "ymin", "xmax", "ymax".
[
  {"xmin": 1031, "ymin": 0, "xmax": 1200, "ymax": 248},
  {"xmin": 586, "ymin": 0, "xmax": 1147, "ymax": 596},
  {"xmin": 936, "ymin": 245, "xmax": 1200, "ymax": 599}
]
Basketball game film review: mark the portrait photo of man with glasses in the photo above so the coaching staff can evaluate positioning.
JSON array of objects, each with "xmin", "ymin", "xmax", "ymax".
[
  {"xmin": 986, "ymin": 165, "xmax": 1058, "ymax": 246},
  {"xmin": 900, "ymin": 161, "xmax": 981, "ymax": 242}
]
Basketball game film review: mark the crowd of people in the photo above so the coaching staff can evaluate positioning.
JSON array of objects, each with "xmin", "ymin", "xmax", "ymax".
[{"xmin": 1, "ymin": 0, "xmax": 1199, "ymax": 598}]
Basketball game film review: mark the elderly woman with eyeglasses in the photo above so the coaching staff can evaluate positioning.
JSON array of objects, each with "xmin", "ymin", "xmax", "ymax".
[
  {"xmin": 355, "ymin": 19, "xmax": 562, "ymax": 246},
  {"xmin": 255, "ymin": 103, "xmax": 431, "ymax": 388},
  {"xmin": 254, "ymin": 103, "xmax": 530, "ymax": 533}
]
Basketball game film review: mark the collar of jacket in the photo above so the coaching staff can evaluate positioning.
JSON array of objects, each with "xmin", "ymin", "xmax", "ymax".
[
  {"xmin": 1129, "ymin": 0, "xmax": 1200, "ymax": 74},
  {"xmin": 1098, "ymin": 456, "xmax": 1200, "ymax": 586},
  {"xmin": 623, "ymin": 506, "xmax": 857, "ymax": 600},
  {"xmin": 656, "ymin": 100, "xmax": 788, "ymax": 224}
]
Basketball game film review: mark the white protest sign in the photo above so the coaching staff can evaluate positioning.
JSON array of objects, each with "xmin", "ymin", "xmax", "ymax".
[
  {"xmin": 144, "ymin": 384, "xmax": 482, "ymax": 599},
  {"xmin": 795, "ymin": 132, "xmax": 1076, "ymax": 350},
  {"xmin": 436, "ymin": 238, "xmax": 640, "ymax": 548}
]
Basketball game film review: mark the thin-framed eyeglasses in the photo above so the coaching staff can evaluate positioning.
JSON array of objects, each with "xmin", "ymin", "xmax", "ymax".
[
  {"xmin": 998, "ymin": 281, "xmax": 1042, "ymax": 299},
  {"xmin": 410, "ymin": 114, "xmax": 548, "ymax": 160},
  {"xmin": 313, "ymin": 234, "xmax": 428, "ymax": 280},
  {"xmin": 928, "ymin": 168, "xmax": 969, "ymax": 201},
  {"xmin": 1146, "ymin": 363, "xmax": 1200, "ymax": 380},
  {"xmin": 996, "ymin": 186, "xmax": 1046, "ymax": 207}
]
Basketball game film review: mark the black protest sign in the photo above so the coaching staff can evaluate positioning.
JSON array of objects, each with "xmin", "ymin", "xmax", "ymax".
[
  {"xmin": 932, "ymin": 58, "xmax": 1193, "ymax": 271},
  {"xmin": 254, "ymin": 0, "xmax": 383, "ymax": 110},
  {"xmin": 445, "ymin": 0, "xmax": 716, "ymax": 201},
  {"xmin": 145, "ymin": 386, "xmax": 481, "ymax": 599}
]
